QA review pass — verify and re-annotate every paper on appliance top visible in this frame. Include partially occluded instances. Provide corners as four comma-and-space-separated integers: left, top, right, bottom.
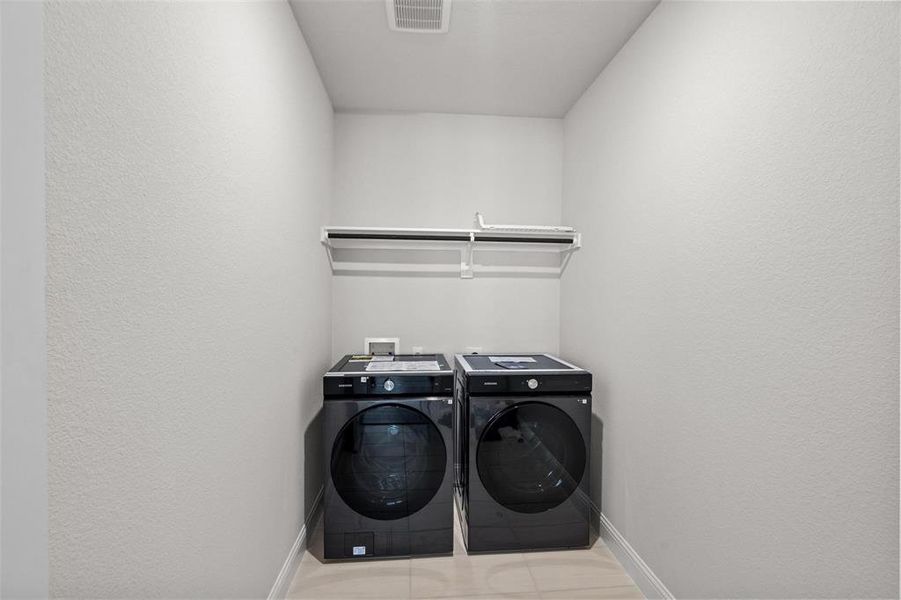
365, 360, 441, 372
488, 356, 537, 363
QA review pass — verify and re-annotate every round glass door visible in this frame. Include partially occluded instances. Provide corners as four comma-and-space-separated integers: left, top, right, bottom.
331, 404, 446, 521
477, 401, 586, 514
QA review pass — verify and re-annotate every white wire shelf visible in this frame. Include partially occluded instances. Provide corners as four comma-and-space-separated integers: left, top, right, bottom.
320, 214, 582, 278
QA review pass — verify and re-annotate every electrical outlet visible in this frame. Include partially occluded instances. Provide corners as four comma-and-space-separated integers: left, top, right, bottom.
412, 346, 423, 355
465, 346, 483, 354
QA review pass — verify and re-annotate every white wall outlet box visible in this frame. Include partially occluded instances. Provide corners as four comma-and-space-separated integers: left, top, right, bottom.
363, 337, 399, 355
412, 346, 423, 354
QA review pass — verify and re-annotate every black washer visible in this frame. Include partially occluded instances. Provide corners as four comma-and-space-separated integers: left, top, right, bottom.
322, 354, 454, 560
331, 404, 447, 521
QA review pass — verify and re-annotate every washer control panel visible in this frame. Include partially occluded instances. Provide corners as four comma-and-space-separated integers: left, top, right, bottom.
324, 374, 453, 397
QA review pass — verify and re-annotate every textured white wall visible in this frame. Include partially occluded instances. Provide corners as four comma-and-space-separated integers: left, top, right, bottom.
44, 2, 332, 597
1, 2, 49, 596
561, 2, 899, 598
330, 112, 563, 359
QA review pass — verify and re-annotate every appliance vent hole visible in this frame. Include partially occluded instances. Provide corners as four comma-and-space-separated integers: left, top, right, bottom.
386, 0, 451, 33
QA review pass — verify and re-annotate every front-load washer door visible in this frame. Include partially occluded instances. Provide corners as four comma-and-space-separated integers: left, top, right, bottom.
476, 401, 586, 514
331, 403, 447, 521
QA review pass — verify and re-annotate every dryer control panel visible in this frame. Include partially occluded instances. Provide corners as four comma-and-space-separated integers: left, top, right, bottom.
467, 373, 591, 395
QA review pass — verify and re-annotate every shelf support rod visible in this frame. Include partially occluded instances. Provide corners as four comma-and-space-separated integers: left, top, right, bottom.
461, 232, 475, 279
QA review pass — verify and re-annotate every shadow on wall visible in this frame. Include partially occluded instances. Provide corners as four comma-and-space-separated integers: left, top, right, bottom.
590, 412, 604, 539
328, 247, 566, 279
304, 408, 323, 524
304, 407, 327, 563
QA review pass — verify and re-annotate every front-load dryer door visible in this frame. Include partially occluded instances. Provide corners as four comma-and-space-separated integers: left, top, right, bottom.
476, 400, 586, 514
331, 403, 447, 521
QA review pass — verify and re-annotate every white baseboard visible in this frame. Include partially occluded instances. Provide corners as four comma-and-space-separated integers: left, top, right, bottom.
267, 487, 324, 600
597, 511, 675, 600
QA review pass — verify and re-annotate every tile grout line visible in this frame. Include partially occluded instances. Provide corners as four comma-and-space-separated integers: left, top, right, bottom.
521, 547, 647, 599
520, 552, 543, 598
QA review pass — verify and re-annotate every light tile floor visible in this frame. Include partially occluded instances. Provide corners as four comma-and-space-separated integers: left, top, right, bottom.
287, 512, 644, 600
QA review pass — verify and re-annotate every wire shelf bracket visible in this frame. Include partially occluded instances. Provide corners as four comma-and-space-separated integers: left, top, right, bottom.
321, 213, 582, 279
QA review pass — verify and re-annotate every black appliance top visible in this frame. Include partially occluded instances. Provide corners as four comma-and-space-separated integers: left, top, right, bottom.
455, 353, 591, 395
326, 353, 451, 376
455, 353, 584, 373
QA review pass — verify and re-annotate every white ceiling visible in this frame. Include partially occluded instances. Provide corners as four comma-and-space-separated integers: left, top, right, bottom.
289, 0, 659, 118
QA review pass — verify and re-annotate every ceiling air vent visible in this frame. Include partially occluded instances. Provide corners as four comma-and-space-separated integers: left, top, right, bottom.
386, 0, 451, 33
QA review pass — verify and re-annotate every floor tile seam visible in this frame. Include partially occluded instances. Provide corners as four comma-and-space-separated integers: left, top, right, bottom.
520, 550, 543, 595
532, 580, 643, 593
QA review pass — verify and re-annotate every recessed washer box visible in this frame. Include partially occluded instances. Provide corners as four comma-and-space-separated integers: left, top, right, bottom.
363, 337, 399, 355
